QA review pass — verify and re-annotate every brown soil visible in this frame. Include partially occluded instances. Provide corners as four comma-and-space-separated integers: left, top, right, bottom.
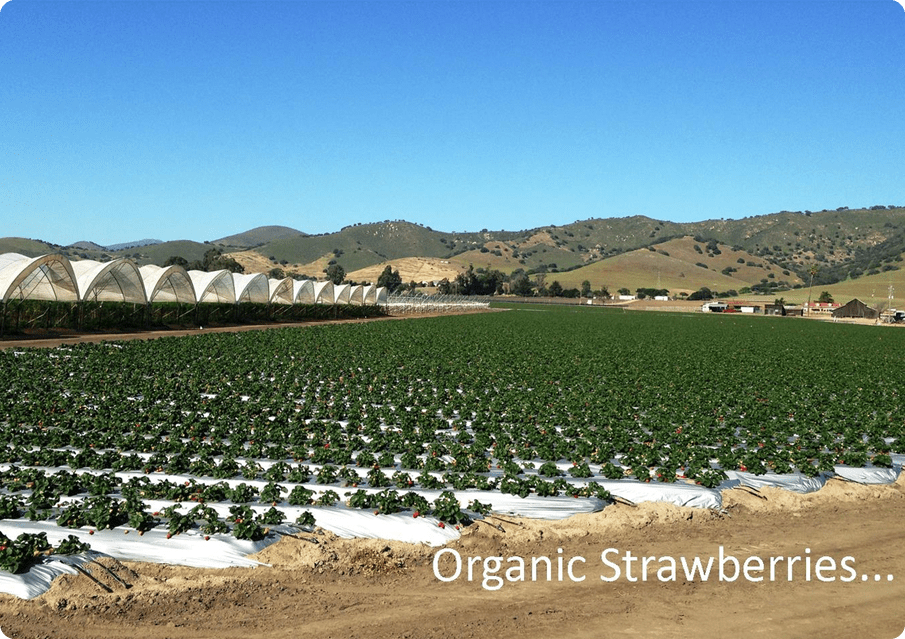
2, 476, 904, 639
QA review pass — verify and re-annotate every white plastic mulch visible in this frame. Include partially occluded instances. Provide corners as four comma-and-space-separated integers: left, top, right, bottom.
0, 460, 901, 600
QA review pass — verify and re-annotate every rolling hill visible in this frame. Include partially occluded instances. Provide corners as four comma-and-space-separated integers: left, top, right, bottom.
546, 237, 802, 295
0, 237, 61, 257
212, 226, 306, 248
4, 205, 905, 301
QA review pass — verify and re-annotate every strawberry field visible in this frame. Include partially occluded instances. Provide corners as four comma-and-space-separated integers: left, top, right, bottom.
0, 305, 903, 592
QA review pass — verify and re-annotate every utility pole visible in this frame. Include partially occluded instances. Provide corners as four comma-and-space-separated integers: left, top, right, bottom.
806, 265, 818, 317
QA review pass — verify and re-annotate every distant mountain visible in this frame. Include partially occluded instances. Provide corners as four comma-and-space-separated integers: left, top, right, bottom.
256, 220, 528, 273
106, 239, 162, 252
4, 205, 905, 292
248, 207, 905, 286
67, 241, 105, 251
212, 225, 306, 248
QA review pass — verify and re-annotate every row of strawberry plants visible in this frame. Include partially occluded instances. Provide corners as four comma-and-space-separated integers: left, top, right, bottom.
0, 531, 91, 574
2, 307, 904, 520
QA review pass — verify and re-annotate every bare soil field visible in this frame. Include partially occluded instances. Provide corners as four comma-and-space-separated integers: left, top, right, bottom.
1, 476, 903, 639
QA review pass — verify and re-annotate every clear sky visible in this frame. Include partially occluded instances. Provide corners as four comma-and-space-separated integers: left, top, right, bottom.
1, 0, 903, 246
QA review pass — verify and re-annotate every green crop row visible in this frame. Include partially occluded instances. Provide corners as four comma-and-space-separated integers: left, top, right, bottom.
0, 305, 902, 565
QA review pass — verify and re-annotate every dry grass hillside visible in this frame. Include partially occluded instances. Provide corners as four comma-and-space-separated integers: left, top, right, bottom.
549, 237, 803, 295
551, 249, 741, 295
226, 250, 329, 280
347, 257, 464, 284
780, 268, 905, 307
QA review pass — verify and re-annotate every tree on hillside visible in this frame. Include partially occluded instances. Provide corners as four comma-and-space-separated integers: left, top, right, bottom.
172, 248, 244, 273
688, 287, 713, 301
163, 255, 188, 268
325, 263, 346, 285
193, 248, 244, 273
818, 291, 834, 303
581, 280, 592, 297
548, 281, 563, 297
533, 272, 546, 293
636, 288, 669, 299
454, 265, 504, 295
510, 271, 533, 296
377, 265, 403, 293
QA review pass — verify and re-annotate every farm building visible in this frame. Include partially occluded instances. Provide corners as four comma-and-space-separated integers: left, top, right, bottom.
832, 298, 879, 320
722, 301, 763, 313
764, 304, 803, 316
803, 301, 840, 316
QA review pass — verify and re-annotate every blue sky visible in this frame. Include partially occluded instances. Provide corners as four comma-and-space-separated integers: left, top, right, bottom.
1, 0, 903, 246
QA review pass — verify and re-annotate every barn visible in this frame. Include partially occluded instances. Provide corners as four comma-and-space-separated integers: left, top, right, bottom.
832, 298, 879, 320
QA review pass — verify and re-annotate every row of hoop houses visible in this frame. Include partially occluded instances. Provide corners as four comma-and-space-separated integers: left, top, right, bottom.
0, 253, 388, 306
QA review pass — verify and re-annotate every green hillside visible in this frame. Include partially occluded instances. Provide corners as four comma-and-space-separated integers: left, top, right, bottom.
107, 240, 211, 266
257, 221, 514, 273
0, 237, 60, 257
212, 226, 306, 248
4, 205, 905, 291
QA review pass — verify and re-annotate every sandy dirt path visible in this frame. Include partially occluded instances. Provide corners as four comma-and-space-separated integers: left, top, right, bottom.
1, 475, 903, 639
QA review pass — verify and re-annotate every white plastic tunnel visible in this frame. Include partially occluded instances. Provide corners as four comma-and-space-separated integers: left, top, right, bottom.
268, 277, 294, 305
232, 273, 270, 304
0, 253, 79, 302
71, 259, 147, 303
188, 270, 236, 304
333, 283, 351, 305
140, 264, 196, 304
292, 279, 316, 304
313, 281, 334, 304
